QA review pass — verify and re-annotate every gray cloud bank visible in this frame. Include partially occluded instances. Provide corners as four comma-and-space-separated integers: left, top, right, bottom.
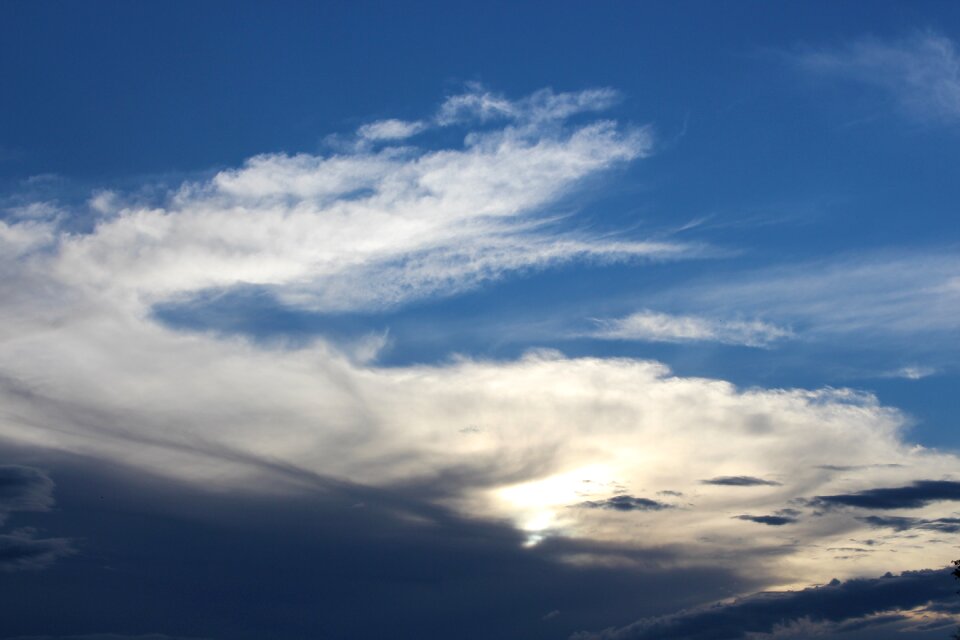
574, 568, 959, 640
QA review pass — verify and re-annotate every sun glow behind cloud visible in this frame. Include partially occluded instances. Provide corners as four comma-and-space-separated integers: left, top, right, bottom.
1, 86, 959, 597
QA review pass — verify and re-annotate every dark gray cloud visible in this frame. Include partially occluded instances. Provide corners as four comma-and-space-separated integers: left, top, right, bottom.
860, 514, 960, 533
573, 567, 957, 640
701, 476, 781, 487
577, 495, 671, 511
813, 480, 960, 509
733, 514, 796, 526
0, 465, 54, 522
0, 530, 73, 572
0, 445, 748, 640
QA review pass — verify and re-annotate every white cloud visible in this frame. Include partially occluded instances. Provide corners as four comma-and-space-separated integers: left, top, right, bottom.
356, 118, 426, 141
883, 365, 937, 380
46, 89, 670, 313
800, 31, 960, 124
0, 88, 957, 592
590, 310, 792, 347
435, 85, 620, 126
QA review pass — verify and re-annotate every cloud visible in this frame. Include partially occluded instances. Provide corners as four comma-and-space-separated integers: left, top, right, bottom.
799, 31, 960, 125
813, 480, 960, 510
589, 311, 791, 347
42, 87, 679, 314
573, 568, 958, 640
860, 514, 960, 533
883, 365, 937, 380
578, 496, 672, 512
1, 87, 959, 593
0, 529, 74, 572
733, 514, 796, 526
702, 476, 782, 487
356, 118, 427, 141
641, 251, 960, 348
435, 85, 620, 126
0, 465, 55, 524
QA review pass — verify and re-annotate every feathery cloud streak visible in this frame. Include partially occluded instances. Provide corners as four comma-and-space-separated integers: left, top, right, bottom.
799, 31, 960, 125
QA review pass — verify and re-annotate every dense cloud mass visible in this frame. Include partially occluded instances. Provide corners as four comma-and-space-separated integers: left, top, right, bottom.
1, 78, 959, 639
574, 569, 958, 640
0, 88, 957, 584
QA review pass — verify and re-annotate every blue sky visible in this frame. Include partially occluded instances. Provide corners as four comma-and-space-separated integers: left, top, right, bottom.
2, 2, 960, 639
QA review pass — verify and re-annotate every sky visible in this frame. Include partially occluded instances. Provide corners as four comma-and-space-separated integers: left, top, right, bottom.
1, 1, 960, 639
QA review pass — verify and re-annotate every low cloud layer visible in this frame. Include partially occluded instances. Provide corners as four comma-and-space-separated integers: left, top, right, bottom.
574, 568, 959, 640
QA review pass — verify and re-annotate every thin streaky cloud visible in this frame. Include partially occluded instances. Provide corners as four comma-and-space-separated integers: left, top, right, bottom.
799, 31, 960, 125
589, 310, 792, 347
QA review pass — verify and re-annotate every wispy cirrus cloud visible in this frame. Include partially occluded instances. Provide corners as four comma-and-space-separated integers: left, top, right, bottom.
42, 87, 686, 314
798, 31, 960, 125
589, 310, 792, 347
639, 251, 960, 348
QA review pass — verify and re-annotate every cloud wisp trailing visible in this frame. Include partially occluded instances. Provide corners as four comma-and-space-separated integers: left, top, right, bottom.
589, 310, 792, 347
798, 31, 960, 125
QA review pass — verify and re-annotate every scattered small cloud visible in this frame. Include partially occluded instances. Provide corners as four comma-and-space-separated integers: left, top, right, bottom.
356, 118, 427, 141
813, 480, 960, 510
590, 311, 791, 347
578, 495, 672, 512
733, 514, 796, 526
883, 365, 937, 380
